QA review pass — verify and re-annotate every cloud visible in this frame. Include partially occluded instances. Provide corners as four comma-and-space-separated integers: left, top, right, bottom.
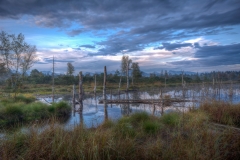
66, 29, 84, 36
170, 43, 240, 68
155, 43, 193, 51
1, 0, 240, 73
79, 44, 95, 49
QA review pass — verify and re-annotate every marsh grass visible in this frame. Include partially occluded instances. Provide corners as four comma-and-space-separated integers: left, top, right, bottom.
200, 101, 240, 127
1, 110, 239, 160
0, 96, 71, 127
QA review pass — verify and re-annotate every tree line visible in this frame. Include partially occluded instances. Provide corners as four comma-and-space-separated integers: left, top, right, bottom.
1, 31, 239, 91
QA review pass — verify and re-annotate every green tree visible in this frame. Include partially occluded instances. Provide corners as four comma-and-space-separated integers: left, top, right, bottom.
67, 62, 74, 76
131, 62, 141, 85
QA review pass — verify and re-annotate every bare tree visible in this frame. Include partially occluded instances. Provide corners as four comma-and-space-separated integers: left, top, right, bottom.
0, 31, 11, 73
121, 55, 132, 90
21, 45, 37, 77
0, 31, 37, 98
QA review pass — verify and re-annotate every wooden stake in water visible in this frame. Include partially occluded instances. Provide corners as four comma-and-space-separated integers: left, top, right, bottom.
127, 61, 129, 90
181, 70, 184, 87
52, 56, 55, 103
94, 74, 96, 95
103, 66, 107, 101
79, 71, 83, 102
72, 84, 75, 108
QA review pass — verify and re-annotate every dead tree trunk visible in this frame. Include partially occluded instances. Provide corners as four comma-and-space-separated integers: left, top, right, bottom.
72, 84, 75, 108
126, 61, 130, 90
103, 66, 107, 101
94, 74, 96, 95
79, 71, 83, 102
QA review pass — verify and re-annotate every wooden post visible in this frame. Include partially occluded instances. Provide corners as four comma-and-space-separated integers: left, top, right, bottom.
94, 74, 96, 95
79, 71, 83, 102
52, 56, 55, 103
118, 76, 122, 93
103, 66, 107, 101
127, 61, 129, 90
79, 101, 83, 125
73, 84, 75, 108
181, 70, 184, 87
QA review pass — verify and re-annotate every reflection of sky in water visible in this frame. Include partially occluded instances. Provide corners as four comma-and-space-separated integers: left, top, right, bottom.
1, 84, 239, 139
35, 84, 240, 128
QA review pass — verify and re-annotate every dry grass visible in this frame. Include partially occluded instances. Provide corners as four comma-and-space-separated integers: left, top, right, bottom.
1, 111, 239, 160
200, 101, 240, 127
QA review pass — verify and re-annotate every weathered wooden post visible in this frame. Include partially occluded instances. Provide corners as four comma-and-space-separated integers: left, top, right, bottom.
94, 74, 96, 95
72, 84, 76, 108
103, 66, 107, 101
127, 61, 129, 90
52, 56, 55, 103
181, 70, 184, 87
79, 71, 83, 102
103, 66, 108, 120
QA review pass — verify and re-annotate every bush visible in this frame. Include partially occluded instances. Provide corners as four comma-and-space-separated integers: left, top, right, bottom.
53, 101, 71, 116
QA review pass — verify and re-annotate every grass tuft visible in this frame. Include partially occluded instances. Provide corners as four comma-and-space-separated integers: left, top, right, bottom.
160, 112, 180, 126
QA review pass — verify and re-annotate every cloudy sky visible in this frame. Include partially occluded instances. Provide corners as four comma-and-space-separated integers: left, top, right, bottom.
1, 0, 240, 74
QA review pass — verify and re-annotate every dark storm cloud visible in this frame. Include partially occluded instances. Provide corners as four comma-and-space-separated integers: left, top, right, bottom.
195, 43, 240, 58
1, 0, 240, 57
170, 43, 240, 67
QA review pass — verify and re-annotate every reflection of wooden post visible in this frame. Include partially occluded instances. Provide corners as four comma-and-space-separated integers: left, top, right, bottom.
110, 89, 112, 108
73, 85, 75, 108
79, 71, 83, 102
103, 66, 107, 101
79, 101, 83, 125
104, 102, 108, 121
152, 104, 155, 115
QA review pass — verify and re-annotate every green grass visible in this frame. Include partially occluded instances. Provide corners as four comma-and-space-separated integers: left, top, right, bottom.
0, 96, 71, 128
160, 112, 181, 126
0, 110, 239, 160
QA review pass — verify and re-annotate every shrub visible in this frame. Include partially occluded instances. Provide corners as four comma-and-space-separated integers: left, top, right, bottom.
53, 101, 71, 116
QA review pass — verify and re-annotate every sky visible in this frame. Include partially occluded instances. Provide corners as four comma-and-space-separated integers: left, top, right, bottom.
0, 0, 240, 74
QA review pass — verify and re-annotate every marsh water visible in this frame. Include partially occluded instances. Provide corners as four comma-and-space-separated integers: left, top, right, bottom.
1, 83, 240, 138
38, 83, 240, 128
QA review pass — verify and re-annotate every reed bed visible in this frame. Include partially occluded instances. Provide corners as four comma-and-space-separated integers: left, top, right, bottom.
200, 101, 240, 127
1, 111, 239, 160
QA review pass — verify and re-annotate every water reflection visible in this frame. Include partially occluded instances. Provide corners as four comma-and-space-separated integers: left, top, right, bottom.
32, 84, 240, 128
